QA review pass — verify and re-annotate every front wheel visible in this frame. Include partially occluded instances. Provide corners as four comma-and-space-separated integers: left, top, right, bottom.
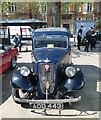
12, 88, 29, 99
12, 88, 31, 108
11, 57, 17, 68
12, 88, 32, 103
12, 88, 20, 104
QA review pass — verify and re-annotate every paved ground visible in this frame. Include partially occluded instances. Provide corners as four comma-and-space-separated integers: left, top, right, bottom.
0, 41, 101, 119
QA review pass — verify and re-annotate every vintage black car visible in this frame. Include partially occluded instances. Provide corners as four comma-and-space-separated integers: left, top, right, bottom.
11, 27, 85, 110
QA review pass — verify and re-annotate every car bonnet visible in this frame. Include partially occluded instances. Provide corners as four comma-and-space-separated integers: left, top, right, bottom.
32, 48, 69, 63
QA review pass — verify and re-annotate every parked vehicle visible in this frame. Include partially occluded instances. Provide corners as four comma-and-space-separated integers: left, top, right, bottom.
11, 27, 85, 110
0, 44, 18, 74
96, 31, 101, 41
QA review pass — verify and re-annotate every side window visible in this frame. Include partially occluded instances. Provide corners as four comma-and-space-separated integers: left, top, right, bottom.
0, 28, 8, 38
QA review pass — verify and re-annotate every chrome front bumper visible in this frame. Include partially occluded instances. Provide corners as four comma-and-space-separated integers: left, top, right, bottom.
13, 96, 81, 104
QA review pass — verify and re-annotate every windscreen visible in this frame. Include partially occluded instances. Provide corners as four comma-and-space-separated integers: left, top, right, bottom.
33, 35, 68, 48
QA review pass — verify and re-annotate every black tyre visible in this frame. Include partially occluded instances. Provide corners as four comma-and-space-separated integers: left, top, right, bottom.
12, 88, 31, 108
11, 57, 17, 68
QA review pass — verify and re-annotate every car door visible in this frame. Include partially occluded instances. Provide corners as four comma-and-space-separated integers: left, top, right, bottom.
0, 49, 10, 74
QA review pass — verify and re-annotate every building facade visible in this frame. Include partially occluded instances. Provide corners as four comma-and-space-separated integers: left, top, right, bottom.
61, 2, 101, 33
1, 2, 101, 33
40, 2, 101, 33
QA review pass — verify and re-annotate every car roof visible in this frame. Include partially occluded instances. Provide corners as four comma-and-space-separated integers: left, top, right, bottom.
33, 27, 70, 36
34, 27, 67, 32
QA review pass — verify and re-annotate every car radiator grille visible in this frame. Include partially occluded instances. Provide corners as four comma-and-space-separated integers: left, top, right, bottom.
38, 63, 56, 94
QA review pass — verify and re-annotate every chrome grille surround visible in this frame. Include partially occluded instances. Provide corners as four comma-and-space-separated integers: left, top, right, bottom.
38, 63, 56, 94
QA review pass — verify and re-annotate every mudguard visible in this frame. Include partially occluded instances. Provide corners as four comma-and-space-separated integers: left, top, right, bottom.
11, 69, 33, 90
60, 69, 85, 92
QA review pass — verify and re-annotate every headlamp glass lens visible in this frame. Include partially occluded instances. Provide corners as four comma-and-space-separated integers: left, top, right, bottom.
65, 67, 76, 77
20, 66, 30, 77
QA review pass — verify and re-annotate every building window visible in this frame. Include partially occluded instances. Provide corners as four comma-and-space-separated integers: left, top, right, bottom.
40, 4, 47, 14
99, 2, 101, 12
79, 18, 81, 20
51, 17, 55, 27
62, 4, 68, 14
84, 3, 87, 12
44, 4, 47, 13
68, 4, 70, 12
87, 3, 92, 12
0, 28, 8, 38
52, 3, 55, 13
78, 4, 81, 12
8, 3, 16, 12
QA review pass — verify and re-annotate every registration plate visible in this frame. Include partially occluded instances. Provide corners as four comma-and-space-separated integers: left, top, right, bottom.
33, 103, 63, 109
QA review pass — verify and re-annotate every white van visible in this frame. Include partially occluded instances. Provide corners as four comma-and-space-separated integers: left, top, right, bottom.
8, 26, 32, 44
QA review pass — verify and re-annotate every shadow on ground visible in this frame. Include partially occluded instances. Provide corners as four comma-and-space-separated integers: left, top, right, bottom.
1, 63, 32, 104
71, 42, 101, 59
1, 68, 15, 105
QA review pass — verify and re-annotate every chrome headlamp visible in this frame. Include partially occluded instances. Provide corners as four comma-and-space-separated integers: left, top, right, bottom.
20, 66, 30, 77
65, 66, 76, 77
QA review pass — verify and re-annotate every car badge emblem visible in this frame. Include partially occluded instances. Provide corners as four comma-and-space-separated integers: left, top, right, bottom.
45, 64, 50, 71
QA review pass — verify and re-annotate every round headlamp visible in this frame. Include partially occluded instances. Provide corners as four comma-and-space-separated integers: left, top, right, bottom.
65, 66, 76, 77
20, 66, 30, 77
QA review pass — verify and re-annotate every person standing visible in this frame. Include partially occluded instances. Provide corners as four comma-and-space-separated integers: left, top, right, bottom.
12, 33, 22, 52
77, 25, 83, 50
84, 27, 92, 52
91, 27, 96, 48
12, 33, 19, 47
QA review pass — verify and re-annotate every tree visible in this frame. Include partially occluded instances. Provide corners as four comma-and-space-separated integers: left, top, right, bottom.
55, 2, 61, 27
1, 2, 42, 19
54, 2, 81, 27
0, 2, 9, 13
28, 2, 41, 19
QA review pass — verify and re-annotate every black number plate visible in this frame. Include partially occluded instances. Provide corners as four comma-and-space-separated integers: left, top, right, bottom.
33, 103, 63, 109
